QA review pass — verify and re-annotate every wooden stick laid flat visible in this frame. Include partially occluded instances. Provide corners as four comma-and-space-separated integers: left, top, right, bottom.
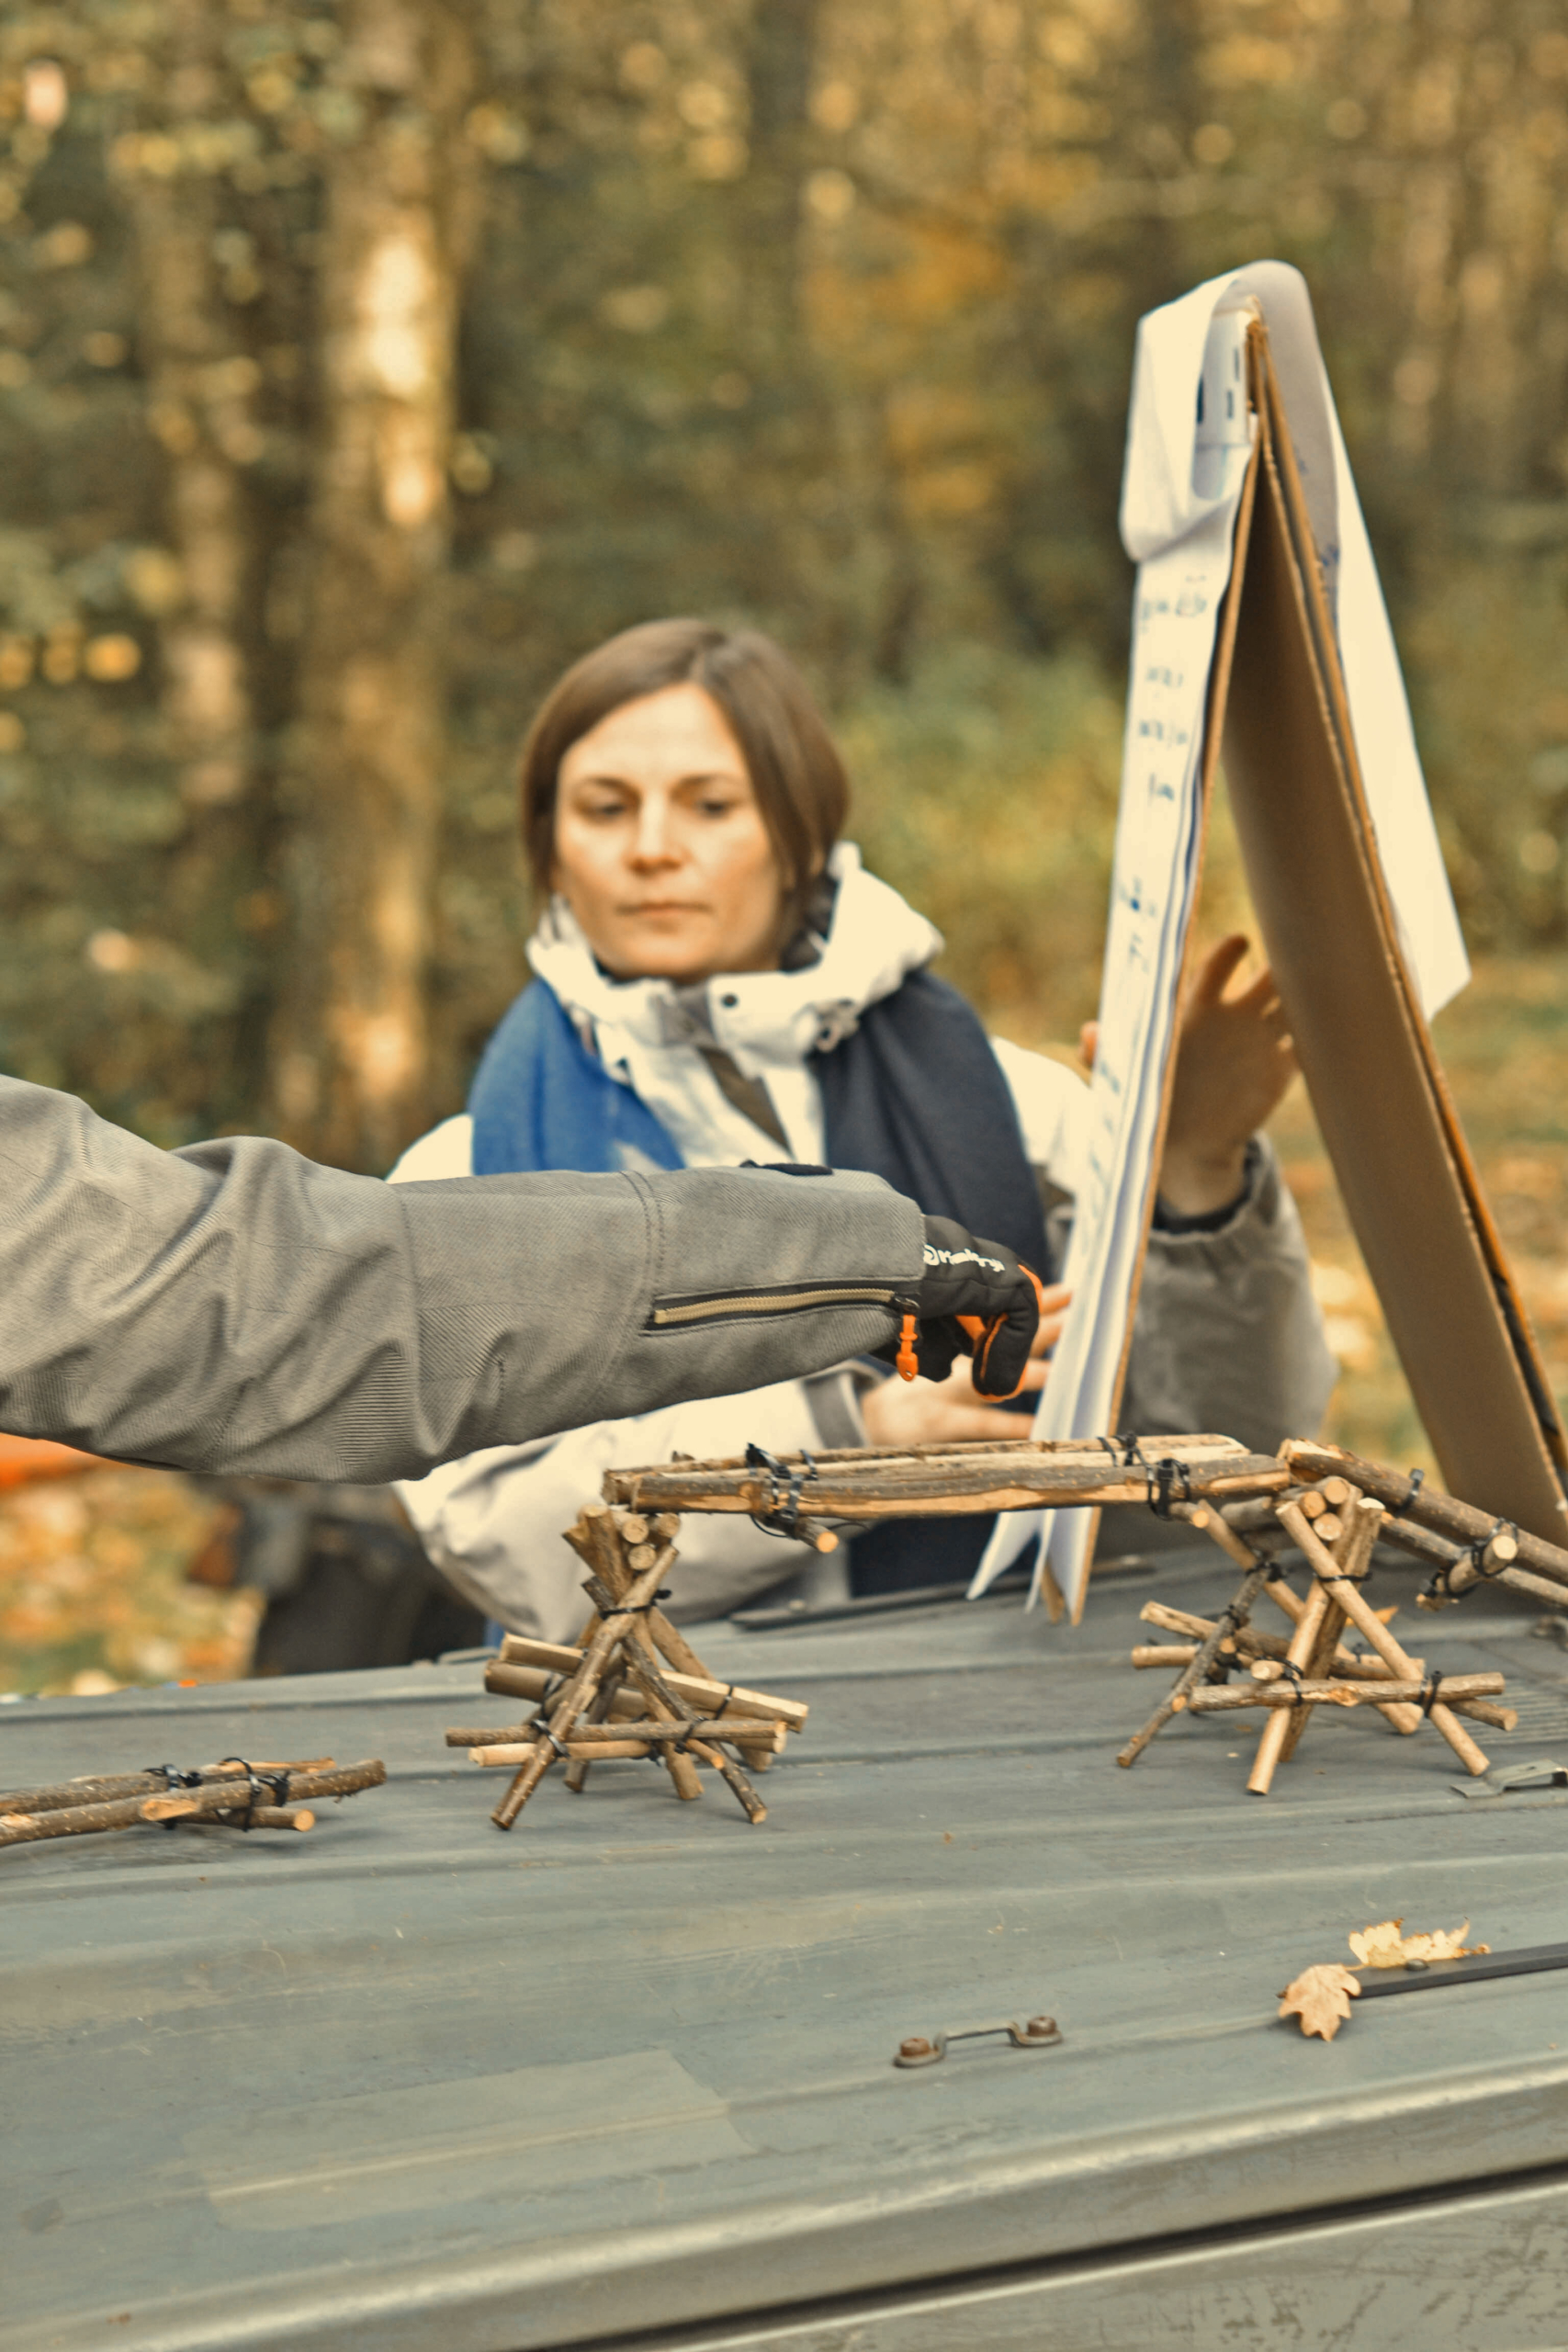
0, 1757, 334, 1819
1185, 1670, 1505, 1713
491, 1645, 807, 1731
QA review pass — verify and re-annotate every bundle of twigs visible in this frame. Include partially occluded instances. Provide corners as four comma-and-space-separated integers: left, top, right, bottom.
0, 1755, 386, 1848
449, 1504, 806, 1831
601, 1432, 1281, 1532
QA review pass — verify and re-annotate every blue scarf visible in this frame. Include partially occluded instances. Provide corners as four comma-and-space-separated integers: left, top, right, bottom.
468, 978, 682, 1177
468, 968, 1047, 1271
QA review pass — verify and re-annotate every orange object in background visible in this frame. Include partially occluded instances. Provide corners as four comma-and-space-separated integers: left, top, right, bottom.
0, 1434, 111, 1490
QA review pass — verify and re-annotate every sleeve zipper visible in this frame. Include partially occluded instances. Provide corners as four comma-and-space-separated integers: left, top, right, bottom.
648, 1280, 907, 1332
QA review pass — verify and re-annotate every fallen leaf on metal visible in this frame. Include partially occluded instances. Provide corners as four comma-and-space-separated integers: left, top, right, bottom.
1279, 1962, 1361, 2041
1348, 1917, 1489, 1969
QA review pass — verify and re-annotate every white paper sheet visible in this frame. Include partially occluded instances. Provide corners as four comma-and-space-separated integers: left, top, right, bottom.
971, 262, 1469, 1616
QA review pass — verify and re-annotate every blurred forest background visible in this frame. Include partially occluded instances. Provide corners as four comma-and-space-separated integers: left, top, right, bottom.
5, 0, 1568, 1690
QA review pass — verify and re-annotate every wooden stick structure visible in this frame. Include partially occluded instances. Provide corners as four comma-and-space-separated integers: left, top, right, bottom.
462, 1434, 1532, 1829
0, 1756, 384, 1849
451, 1505, 808, 1832
603, 1433, 1284, 1524
1113, 1459, 1531, 1789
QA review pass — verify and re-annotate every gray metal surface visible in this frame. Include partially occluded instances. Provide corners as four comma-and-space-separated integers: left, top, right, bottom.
6, 1546, 1568, 2352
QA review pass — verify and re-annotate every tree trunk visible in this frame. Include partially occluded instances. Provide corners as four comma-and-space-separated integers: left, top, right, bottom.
273, 0, 479, 1170
122, 0, 266, 1102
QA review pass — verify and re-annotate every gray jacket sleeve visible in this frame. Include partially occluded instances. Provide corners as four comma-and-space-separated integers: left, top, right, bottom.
1119, 1136, 1337, 1453
0, 1078, 923, 1481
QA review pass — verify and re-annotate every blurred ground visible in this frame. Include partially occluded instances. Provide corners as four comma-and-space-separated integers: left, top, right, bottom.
0, 1470, 257, 1700
3, 955, 1564, 1699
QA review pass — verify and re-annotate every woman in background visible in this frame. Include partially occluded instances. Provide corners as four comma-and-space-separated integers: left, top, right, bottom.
392, 620, 1335, 1636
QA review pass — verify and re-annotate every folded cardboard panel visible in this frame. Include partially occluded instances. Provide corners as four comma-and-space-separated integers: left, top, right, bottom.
1215, 325, 1566, 1541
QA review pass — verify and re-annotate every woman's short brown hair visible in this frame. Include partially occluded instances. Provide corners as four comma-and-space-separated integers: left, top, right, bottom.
520, 620, 849, 931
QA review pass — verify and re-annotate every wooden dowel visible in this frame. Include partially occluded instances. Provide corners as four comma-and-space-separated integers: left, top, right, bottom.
469, 1716, 787, 1765
491, 1538, 679, 1828
685, 1736, 767, 1824
1281, 1493, 1372, 1759
0, 1793, 164, 1845
564, 1665, 623, 1794
490, 1645, 807, 1731
604, 1445, 1288, 1521
1385, 1512, 1564, 1612
1247, 1570, 1332, 1794
1185, 1670, 1506, 1713
1276, 1500, 1491, 1775
1222, 1489, 1314, 1535
570, 1521, 668, 1778
1, 1761, 381, 1847
1166, 1498, 1262, 1573
1117, 1563, 1269, 1768
139, 1759, 385, 1821
580, 1550, 706, 1804
1140, 1600, 1218, 1641
568, 1506, 702, 1678
1282, 1440, 1568, 1594
0, 1756, 334, 1819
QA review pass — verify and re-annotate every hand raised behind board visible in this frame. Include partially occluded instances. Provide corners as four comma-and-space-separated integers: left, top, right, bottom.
1079, 934, 1296, 1220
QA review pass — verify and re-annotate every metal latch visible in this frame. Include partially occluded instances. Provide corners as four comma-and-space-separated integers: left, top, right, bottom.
893, 2015, 1062, 2068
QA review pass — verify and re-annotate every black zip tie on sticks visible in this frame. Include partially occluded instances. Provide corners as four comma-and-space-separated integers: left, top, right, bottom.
1422, 1518, 1518, 1610
1398, 1466, 1426, 1512
745, 1442, 820, 1542
145, 1762, 206, 1831
1275, 1661, 1308, 1707
214, 1757, 290, 1830
1422, 1563, 1455, 1609
1146, 1456, 1194, 1519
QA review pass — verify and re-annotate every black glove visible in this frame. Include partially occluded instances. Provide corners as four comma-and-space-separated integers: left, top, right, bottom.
876, 1216, 1046, 1400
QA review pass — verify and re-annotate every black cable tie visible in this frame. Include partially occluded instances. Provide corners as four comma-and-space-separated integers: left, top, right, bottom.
1421, 1565, 1454, 1608
1275, 1661, 1308, 1706
745, 1442, 820, 1542
145, 1760, 207, 1830
1397, 1466, 1426, 1514
1146, 1456, 1194, 1519
214, 1755, 288, 1830
1422, 1669, 1444, 1716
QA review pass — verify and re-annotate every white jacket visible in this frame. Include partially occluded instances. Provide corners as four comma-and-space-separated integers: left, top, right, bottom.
394, 849, 1335, 1634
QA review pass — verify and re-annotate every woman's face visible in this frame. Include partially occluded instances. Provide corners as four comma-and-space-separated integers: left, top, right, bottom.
551, 683, 790, 983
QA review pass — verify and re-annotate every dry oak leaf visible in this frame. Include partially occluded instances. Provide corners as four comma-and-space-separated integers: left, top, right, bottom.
1347, 1917, 1489, 1969
1280, 1963, 1361, 2041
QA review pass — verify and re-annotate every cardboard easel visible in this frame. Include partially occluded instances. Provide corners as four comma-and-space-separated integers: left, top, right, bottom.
1111, 317, 1568, 1546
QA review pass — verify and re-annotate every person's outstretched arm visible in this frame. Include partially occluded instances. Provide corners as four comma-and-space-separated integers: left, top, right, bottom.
0, 1078, 926, 1481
